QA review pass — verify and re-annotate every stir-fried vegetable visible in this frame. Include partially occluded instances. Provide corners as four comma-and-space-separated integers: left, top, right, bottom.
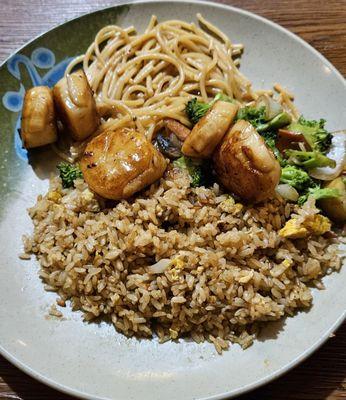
319, 177, 346, 222
173, 156, 212, 187
280, 165, 314, 191
184, 96, 342, 215
297, 186, 341, 205
236, 106, 266, 128
185, 93, 233, 125
276, 184, 299, 202
155, 131, 182, 159
260, 131, 286, 166
255, 94, 283, 120
285, 150, 336, 170
256, 112, 292, 133
287, 117, 332, 153
309, 131, 346, 181
236, 105, 291, 164
57, 162, 83, 188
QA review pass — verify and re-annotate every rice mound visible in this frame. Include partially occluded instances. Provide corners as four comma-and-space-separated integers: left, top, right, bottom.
23, 170, 342, 353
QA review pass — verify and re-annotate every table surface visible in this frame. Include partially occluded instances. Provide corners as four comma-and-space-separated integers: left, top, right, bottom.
0, 0, 345, 399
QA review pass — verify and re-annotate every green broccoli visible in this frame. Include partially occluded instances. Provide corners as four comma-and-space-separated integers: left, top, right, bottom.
298, 186, 341, 205
185, 93, 233, 125
236, 105, 291, 132
285, 150, 336, 170
287, 116, 332, 153
173, 156, 213, 188
256, 112, 292, 133
280, 165, 314, 191
236, 106, 266, 128
260, 131, 286, 166
57, 162, 83, 188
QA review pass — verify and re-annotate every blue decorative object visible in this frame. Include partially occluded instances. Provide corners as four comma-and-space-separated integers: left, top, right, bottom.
31, 48, 56, 69
2, 47, 73, 160
2, 84, 25, 112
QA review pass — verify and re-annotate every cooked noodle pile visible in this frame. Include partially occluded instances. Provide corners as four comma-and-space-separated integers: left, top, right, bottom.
65, 14, 258, 139
59, 14, 298, 163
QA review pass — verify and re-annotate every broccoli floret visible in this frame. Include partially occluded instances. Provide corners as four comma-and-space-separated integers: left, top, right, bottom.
280, 165, 314, 191
185, 98, 211, 125
185, 93, 233, 125
57, 162, 83, 188
173, 156, 213, 187
213, 93, 233, 103
236, 106, 266, 128
260, 131, 286, 166
298, 186, 341, 205
287, 116, 332, 153
256, 112, 292, 133
237, 106, 291, 132
285, 150, 336, 170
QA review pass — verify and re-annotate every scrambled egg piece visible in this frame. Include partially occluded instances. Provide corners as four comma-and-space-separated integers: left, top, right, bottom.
304, 215, 331, 236
47, 191, 61, 202
279, 214, 331, 239
279, 219, 308, 239
282, 259, 292, 268
169, 328, 179, 339
220, 197, 243, 214
169, 258, 184, 281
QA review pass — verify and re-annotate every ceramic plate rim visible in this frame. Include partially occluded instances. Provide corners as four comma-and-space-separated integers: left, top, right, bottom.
0, 1, 345, 399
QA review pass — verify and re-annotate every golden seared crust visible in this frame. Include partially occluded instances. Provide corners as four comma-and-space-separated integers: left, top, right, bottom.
182, 101, 238, 158
53, 70, 100, 141
21, 86, 57, 149
80, 128, 167, 200
213, 120, 281, 203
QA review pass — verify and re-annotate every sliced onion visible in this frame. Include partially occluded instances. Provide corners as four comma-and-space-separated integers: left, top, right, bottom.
309, 131, 346, 180
147, 258, 171, 274
276, 184, 299, 202
256, 94, 282, 121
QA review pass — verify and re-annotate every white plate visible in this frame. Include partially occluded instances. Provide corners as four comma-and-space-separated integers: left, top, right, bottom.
0, 1, 345, 399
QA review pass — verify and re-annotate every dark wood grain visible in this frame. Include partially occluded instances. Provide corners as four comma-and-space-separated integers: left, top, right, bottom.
0, 0, 345, 399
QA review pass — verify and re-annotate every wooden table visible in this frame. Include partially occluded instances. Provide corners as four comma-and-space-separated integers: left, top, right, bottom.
0, 0, 345, 399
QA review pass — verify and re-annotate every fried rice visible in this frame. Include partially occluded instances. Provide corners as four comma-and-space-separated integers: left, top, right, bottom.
22, 170, 342, 353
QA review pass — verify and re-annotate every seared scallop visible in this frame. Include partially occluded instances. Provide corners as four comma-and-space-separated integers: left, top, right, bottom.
80, 128, 167, 200
53, 70, 100, 141
182, 101, 238, 158
21, 86, 57, 149
213, 120, 281, 203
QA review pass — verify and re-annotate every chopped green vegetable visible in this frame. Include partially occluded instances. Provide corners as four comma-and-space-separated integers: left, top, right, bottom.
260, 131, 286, 166
185, 93, 233, 125
298, 186, 341, 205
256, 112, 292, 133
173, 156, 213, 187
285, 150, 336, 170
213, 93, 233, 103
287, 116, 332, 153
280, 165, 314, 191
57, 162, 83, 188
236, 106, 266, 128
